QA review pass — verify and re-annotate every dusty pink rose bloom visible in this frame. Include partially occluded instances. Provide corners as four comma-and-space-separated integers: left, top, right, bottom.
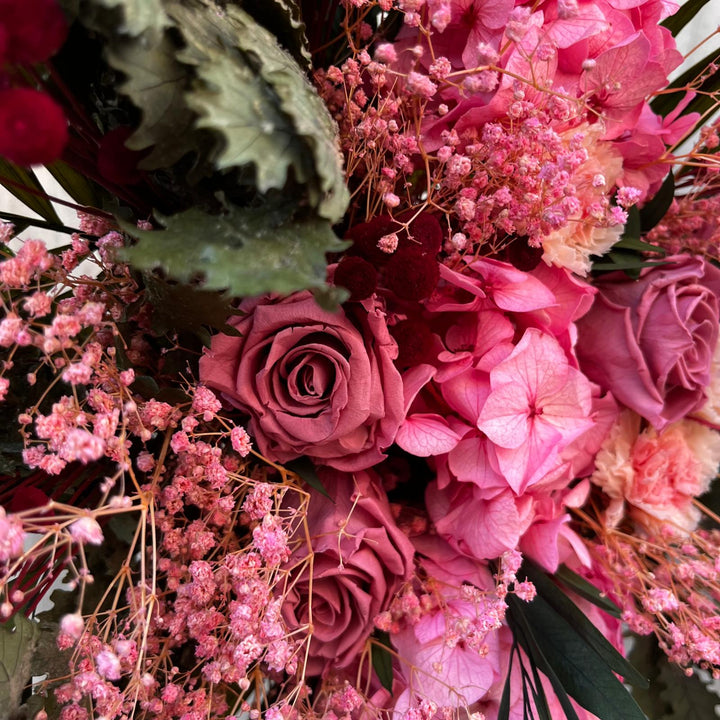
282, 469, 415, 676
199, 291, 404, 470
576, 255, 720, 429
592, 411, 720, 531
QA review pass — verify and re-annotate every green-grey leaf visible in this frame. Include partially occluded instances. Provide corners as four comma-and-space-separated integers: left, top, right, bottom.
106, 30, 198, 169
119, 203, 349, 298
226, 5, 348, 220
89, 0, 170, 36
168, 0, 348, 221
183, 44, 309, 194
0, 160, 61, 225
243, 0, 312, 72
0, 614, 39, 713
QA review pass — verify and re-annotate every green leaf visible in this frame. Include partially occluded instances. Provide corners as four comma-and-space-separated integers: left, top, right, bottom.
371, 631, 394, 693
105, 30, 199, 169
143, 273, 242, 338
507, 596, 581, 720
628, 634, 674, 720
661, 0, 714, 35
0, 160, 61, 225
640, 172, 675, 234
89, 0, 170, 36
554, 565, 621, 619
508, 590, 647, 720
658, 660, 720, 719
0, 614, 39, 714
243, 0, 312, 72
524, 561, 647, 688
46, 160, 101, 209
286, 457, 331, 499
119, 203, 349, 298
651, 48, 720, 119
613, 237, 666, 255
621, 205, 641, 242
169, 0, 348, 221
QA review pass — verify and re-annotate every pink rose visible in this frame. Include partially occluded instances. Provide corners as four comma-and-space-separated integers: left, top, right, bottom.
199, 291, 405, 470
282, 469, 415, 676
576, 256, 720, 429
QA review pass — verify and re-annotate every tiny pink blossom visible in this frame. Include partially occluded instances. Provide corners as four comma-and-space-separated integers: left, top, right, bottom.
69, 516, 104, 545
0, 377, 8, 401
0, 507, 25, 562
95, 649, 121, 680
60, 613, 85, 641
230, 426, 252, 457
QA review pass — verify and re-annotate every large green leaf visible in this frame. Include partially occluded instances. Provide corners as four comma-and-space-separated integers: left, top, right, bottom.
106, 29, 199, 169
225, 5, 348, 221
243, 0, 312, 72
168, 0, 348, 221
120, 203, 349, 298
640, 172, 675, 235
0, 614, 39, 715
0, 160, 61, 225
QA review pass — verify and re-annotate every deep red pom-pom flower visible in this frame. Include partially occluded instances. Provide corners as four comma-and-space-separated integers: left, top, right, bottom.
333, 255, 378, 301
385, 248, 440, 301
0, 88, 68, 165
391, 318, 435, 368
0, 0, 67, 65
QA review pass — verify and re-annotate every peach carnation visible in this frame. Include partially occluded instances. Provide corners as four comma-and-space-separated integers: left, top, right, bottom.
592, 411, 720, 531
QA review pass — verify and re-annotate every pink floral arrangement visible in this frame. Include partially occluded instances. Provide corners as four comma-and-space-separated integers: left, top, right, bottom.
1, 1, 720, 720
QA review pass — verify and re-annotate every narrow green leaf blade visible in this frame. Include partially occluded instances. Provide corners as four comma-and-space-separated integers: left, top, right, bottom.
0, 160, 61, 225
661, 0, 714, 35
640, 172, 675, 234
555, 565, 621, 619
508, 596, 581, 720
372, 631, 394, 693
46, 160, 101, 209
285, 457, 331, 499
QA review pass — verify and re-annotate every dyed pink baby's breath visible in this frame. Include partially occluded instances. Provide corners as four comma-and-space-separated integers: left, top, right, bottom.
69, 516, 104, 546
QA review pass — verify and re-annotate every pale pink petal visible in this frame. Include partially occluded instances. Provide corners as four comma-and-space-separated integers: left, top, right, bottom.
396, 414, 462, 456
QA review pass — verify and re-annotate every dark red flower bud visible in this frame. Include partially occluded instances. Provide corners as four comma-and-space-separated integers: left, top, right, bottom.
334, 255, 378, 301
0, 88, 67, 166
97, 126, 147, 185
345, 215, 398, 265
385, 249, 440, 301
401, 211, 443, 255
391, 318, 435, 368
0, 0, 67, 65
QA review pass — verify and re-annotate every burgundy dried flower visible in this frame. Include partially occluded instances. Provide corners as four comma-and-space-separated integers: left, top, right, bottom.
385, 249, 439, 301
334, 255, 378, 301
0, 0, 67, 65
